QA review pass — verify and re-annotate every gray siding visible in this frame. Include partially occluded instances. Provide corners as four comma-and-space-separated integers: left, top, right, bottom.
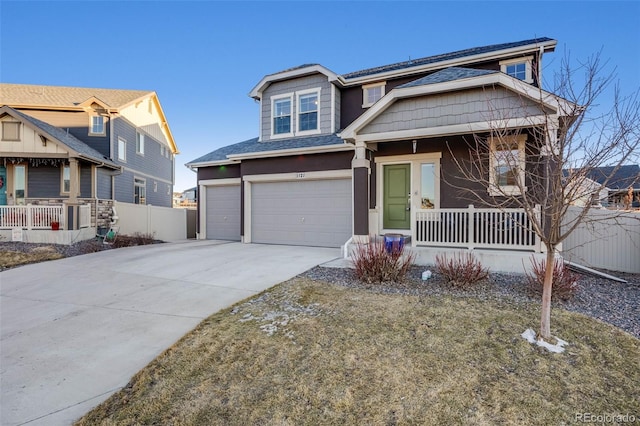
112, 116, 174, 207
27, 166, 59, 198
261, 74, 334, 141
334, 87, 341, 132
361, 87, 546, 135
80, 165, 92, 198
97, 167, 112, 199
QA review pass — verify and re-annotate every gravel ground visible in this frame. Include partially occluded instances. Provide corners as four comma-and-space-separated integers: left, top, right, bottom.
302, 265, 640, 339
2, 240, 638, 339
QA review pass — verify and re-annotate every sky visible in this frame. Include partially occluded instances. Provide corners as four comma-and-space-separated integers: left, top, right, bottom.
1, 1, 639, 192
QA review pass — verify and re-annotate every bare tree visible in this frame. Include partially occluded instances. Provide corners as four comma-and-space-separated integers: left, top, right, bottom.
448, 52, 640, 341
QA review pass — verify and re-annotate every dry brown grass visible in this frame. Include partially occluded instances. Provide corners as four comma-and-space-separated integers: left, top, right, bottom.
0, 247, 63, 268
77, 277, 640, 426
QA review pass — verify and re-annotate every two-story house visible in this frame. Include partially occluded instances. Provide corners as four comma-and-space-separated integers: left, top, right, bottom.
0, 84, 178, 232
187, 38, 572, 259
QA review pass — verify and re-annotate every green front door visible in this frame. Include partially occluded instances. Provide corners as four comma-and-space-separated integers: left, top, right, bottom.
383, 164, 411, 229
0, 166, 6, 205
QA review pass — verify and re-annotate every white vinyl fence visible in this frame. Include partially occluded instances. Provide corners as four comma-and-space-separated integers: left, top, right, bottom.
562, 207, 640, 273
113, 201, 187, 242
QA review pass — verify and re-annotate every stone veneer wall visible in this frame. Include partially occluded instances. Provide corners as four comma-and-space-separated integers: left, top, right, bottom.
24, 198, 115, 229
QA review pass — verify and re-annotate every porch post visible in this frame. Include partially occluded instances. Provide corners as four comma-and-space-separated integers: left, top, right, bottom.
352, 142, 370, 243
65, 158, 80, 230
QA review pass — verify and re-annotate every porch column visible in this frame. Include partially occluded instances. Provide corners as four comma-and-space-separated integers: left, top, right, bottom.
352, 142, 370, 243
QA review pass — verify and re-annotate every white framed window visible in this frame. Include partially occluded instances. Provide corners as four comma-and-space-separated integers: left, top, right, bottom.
61, 165, 71, 194
297, 89, 320, 135
272, 94, 293, 137
118, 137, 127, 162
89, 115, 105, 135
500, 57, 533, 83
489, 134, 527, 196
136, 131, 145, 155
134, 177, 146, 205
362, 82, 386, 108
2, 121, 21, 141
160, 145, 165, 157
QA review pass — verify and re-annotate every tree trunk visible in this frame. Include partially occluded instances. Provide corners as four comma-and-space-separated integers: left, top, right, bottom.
539, 246, 555, 340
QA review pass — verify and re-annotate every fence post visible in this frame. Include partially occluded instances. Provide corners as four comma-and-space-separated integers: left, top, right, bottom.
26, 204, 33, 230
534, 204, 542, 253
468, 204, 475, 251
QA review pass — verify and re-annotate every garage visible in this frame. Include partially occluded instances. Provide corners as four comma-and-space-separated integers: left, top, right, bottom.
251, 178, 352, 248
205, 184, 241, 241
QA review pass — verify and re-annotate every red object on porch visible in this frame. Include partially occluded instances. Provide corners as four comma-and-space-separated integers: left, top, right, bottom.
51, 221, 60, 231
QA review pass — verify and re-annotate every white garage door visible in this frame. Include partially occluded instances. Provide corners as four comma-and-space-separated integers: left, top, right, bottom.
205, 185, 241, 241
251, 178, 352, 248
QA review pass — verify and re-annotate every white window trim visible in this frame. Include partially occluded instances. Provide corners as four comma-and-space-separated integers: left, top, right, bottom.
374, 153, 442, 237
60, 163, 81, 197
89, 115, 106, 136
136, 131, 145, 155
488, 134, 527, 196
500, 56, 534, 84
362, 82, 386, 108
296, 88, 321, 136
134, 177, 146, 205
271, 93, 294, 139
118, 137, 127, 162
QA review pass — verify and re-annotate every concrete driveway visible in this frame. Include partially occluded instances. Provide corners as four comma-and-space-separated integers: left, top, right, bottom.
0, 240, 340, 426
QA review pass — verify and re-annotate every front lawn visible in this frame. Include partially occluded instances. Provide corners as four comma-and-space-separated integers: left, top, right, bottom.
77, 276, 639, 425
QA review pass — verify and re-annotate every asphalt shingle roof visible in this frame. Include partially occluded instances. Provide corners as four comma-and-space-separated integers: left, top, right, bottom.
187, 134, 347, 165
0, 83, 152, 109
398, 67, 498, 88
4, 107, 119, 168
342, 37, 554, 80
585, 165, 640, 190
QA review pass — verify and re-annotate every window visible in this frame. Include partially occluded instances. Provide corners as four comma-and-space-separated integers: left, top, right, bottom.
62, 166, 71, 193
90, 115, 105, 135
489, 135, 527, 196
160, 145, 165, 156
2, 121, 20, 141
136, 131, 145, 155
500, 57, 533, 83
420, 163, 436, 209
298, 91, 319, 133
272, 96, 292, 136
362, 82, 385, 107
134, 178, 146, 204
118, 137, 127, 161
14, 164, 26, 205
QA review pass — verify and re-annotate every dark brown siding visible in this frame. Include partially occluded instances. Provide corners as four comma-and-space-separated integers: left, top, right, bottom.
240, 151, 352, 175
197, 163, 241, 180
340, 61, 503, 129
353, 167, 369, 235
372, 131, 540, 209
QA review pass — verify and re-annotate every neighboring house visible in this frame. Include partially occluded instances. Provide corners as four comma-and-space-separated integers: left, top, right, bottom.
580, 165, 640, 208
187, 37, 571, 254
0, 84, 178, 231
174, 186, 197, 207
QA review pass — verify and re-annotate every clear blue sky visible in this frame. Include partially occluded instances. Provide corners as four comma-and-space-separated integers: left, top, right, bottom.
2, 1, 639, 192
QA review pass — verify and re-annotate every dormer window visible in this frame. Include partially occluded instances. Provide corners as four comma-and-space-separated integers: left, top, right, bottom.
2, 121, 20, 141
272, 95, 293, 137
297, 89, 320, 135
362, 82, 386, 108
89, 115, 105, 135
500, 57, 534, 83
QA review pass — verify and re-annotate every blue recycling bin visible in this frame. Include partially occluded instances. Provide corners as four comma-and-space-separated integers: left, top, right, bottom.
384, 234, 404, 254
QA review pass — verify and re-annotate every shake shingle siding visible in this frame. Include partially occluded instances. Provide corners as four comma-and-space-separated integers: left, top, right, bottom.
261, 74, 333, 141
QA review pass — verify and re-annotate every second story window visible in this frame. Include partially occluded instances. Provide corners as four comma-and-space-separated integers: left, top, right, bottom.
2, 121, 20, 141
500, 57, 533, 84
90, 115, 105, 135
272, 96, 292, 136
298, 91, 319, 133
136, 131, 145, 155
362, 82, 386, 108
118, 137, 127, 162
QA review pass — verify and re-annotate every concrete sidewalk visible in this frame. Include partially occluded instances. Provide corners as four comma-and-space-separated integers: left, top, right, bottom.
0, 241, 340, 426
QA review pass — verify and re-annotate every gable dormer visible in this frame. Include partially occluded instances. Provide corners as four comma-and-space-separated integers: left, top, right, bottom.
249, 64, 341, 142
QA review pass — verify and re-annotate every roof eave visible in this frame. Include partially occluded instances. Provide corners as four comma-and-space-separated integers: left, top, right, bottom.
185, 159, 240, 170
249, 64, 340, 99
339, 39, 558, 86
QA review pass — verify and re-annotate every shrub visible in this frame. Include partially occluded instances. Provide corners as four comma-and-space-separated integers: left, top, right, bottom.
526, 257, 579, 300
111, 232, 157, 248
435, 252, 489, 288
352, 237, 415, 284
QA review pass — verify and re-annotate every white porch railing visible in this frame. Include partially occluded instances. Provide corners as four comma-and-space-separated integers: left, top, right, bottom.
0, 204, 65, 230
79, 204, 91, 229
414, 205, 540, 252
